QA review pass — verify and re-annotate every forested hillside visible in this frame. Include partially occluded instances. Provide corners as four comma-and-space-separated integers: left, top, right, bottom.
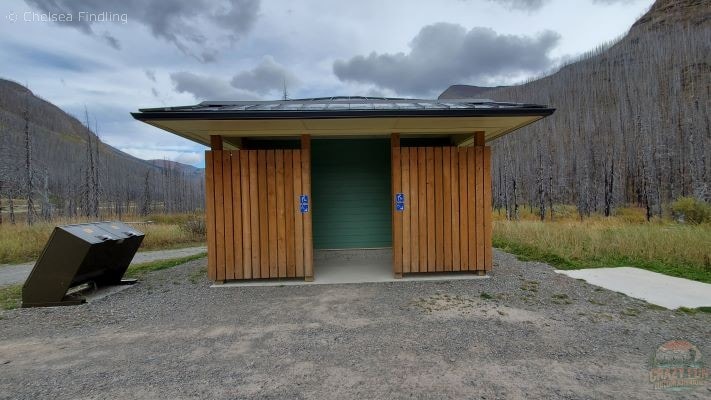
442, 0, 710, 220
0, 79, 204, 224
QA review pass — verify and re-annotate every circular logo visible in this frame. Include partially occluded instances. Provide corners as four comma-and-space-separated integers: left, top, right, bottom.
649, 340, 708, 390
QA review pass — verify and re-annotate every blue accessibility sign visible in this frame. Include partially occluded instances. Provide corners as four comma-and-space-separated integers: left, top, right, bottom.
300, 195, 309, 204
395, 193, 405, 203
395, 203, 405, 212
300, 204, 309, 213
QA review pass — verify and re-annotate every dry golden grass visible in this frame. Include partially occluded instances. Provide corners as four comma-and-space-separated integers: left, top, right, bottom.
0, 213, 205, 264
493, 207, 711, 282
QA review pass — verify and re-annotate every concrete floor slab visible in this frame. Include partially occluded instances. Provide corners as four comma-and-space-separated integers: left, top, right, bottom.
212, 249, 488, 287
556, 267, 711, 309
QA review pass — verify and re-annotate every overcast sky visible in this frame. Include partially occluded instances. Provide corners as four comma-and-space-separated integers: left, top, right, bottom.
0, 0, 654, 167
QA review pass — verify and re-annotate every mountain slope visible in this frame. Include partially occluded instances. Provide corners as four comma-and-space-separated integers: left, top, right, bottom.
441, 0, 710, 218
438, 85, 504, 100
0, 78, 203, 218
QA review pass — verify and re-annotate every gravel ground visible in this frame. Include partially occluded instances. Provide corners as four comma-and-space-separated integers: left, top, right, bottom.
0, 250, 709, 399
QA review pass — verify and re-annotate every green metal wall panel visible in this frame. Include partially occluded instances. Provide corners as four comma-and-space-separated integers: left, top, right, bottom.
312, 139, 391, 249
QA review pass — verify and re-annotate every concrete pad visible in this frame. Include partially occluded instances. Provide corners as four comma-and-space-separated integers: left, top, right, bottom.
83, 283, 136, 303
212, 249, 489, 287
556, 267, 711, 309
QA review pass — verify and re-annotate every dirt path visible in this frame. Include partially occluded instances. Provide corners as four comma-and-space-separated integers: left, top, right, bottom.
0, 246, 207, 286
1, 250, 709, 399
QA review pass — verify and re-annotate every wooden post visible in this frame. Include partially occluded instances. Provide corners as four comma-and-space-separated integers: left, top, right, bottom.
474, 131, 485, 147
210, 135, 223, 150
205, 151, 216, 281
301, 135, 314, 282
391, 133, 402, 279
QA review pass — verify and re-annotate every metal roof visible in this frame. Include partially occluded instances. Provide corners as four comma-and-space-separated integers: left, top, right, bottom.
131, 96, 555, 148
134, 96, 553, 119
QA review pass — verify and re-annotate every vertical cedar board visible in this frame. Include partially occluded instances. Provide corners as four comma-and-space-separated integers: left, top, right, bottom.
213, 151, 226, 281
222, 151, 235, 280
475, 146, 485, 270
258, 150, 269, 279
284, 150, 296, 278
409, 147, 419, 272
442, 148, 452, 271
434, 147, 444, 272
450, 149, 460, 271
401, 148, 410, 273
417, 148, 427, 273
205, 151, 216, 281
301, 135, 314, 279
231, 151, 243, 280
390, 134, 402, 277
267, 151, 278, 278
249, 151, 261, 278
240, 152, 252, 279
275, 150, 287, 277
425, 147, 435, 272
293, 150, 304, 277
467, 147, 476, 271
458, 148, 469, 271
483, 146, 493, 270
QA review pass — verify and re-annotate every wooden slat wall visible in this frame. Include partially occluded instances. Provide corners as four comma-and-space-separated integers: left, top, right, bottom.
204, 149, 312, 280
392, 144, 492, 273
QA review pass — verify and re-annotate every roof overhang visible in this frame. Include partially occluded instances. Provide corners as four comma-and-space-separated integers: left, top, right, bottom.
131, 97, 554, 148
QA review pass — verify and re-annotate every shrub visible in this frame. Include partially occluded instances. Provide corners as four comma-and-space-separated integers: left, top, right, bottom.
670, 197, 711, 224
179, 218, 206, 238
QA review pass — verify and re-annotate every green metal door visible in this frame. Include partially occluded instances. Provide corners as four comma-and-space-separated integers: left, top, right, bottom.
312, 139, 392, 249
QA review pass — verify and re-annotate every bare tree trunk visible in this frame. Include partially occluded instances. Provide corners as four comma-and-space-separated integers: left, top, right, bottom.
604, 157, 614, 217
8, 195, 15, 225
537, 145, 546, 221
41, 168, 52, 221
23, 94, 35, 226
0, 181, 3, 226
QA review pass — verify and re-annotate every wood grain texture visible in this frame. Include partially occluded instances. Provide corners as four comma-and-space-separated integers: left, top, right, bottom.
442, 147, 452, 271
258, 150, 269, 279
391, 133, 402, 277
293, 150, 304, 277
284, 150, 296, 278
417, 148, 427, 273
467, 147, 476, 271
450, 149, 460, 271
475, 146, 485, 270
458, 148, 469, 271
240, 151, 252, 279
434, 147, 444, 272
426, 147, 435, 272
214, 151, 225, 281
222, 151, 235, 280
231, 151, 243, 280
275, 150, 287, 277
301, 135, 313, 280
249, 151, 260, 278
483, 146, 493, 270
205, 151, 216, 281
401, 147, 410, 273
409, 147, 419, 272
267, 151, 277, 278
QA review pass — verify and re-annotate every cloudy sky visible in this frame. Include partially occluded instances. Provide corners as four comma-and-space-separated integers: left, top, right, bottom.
0, 0, 653, 167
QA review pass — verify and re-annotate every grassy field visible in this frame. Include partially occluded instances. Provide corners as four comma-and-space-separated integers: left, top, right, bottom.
0, 213, 206, 265
493, 206, 711, 283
